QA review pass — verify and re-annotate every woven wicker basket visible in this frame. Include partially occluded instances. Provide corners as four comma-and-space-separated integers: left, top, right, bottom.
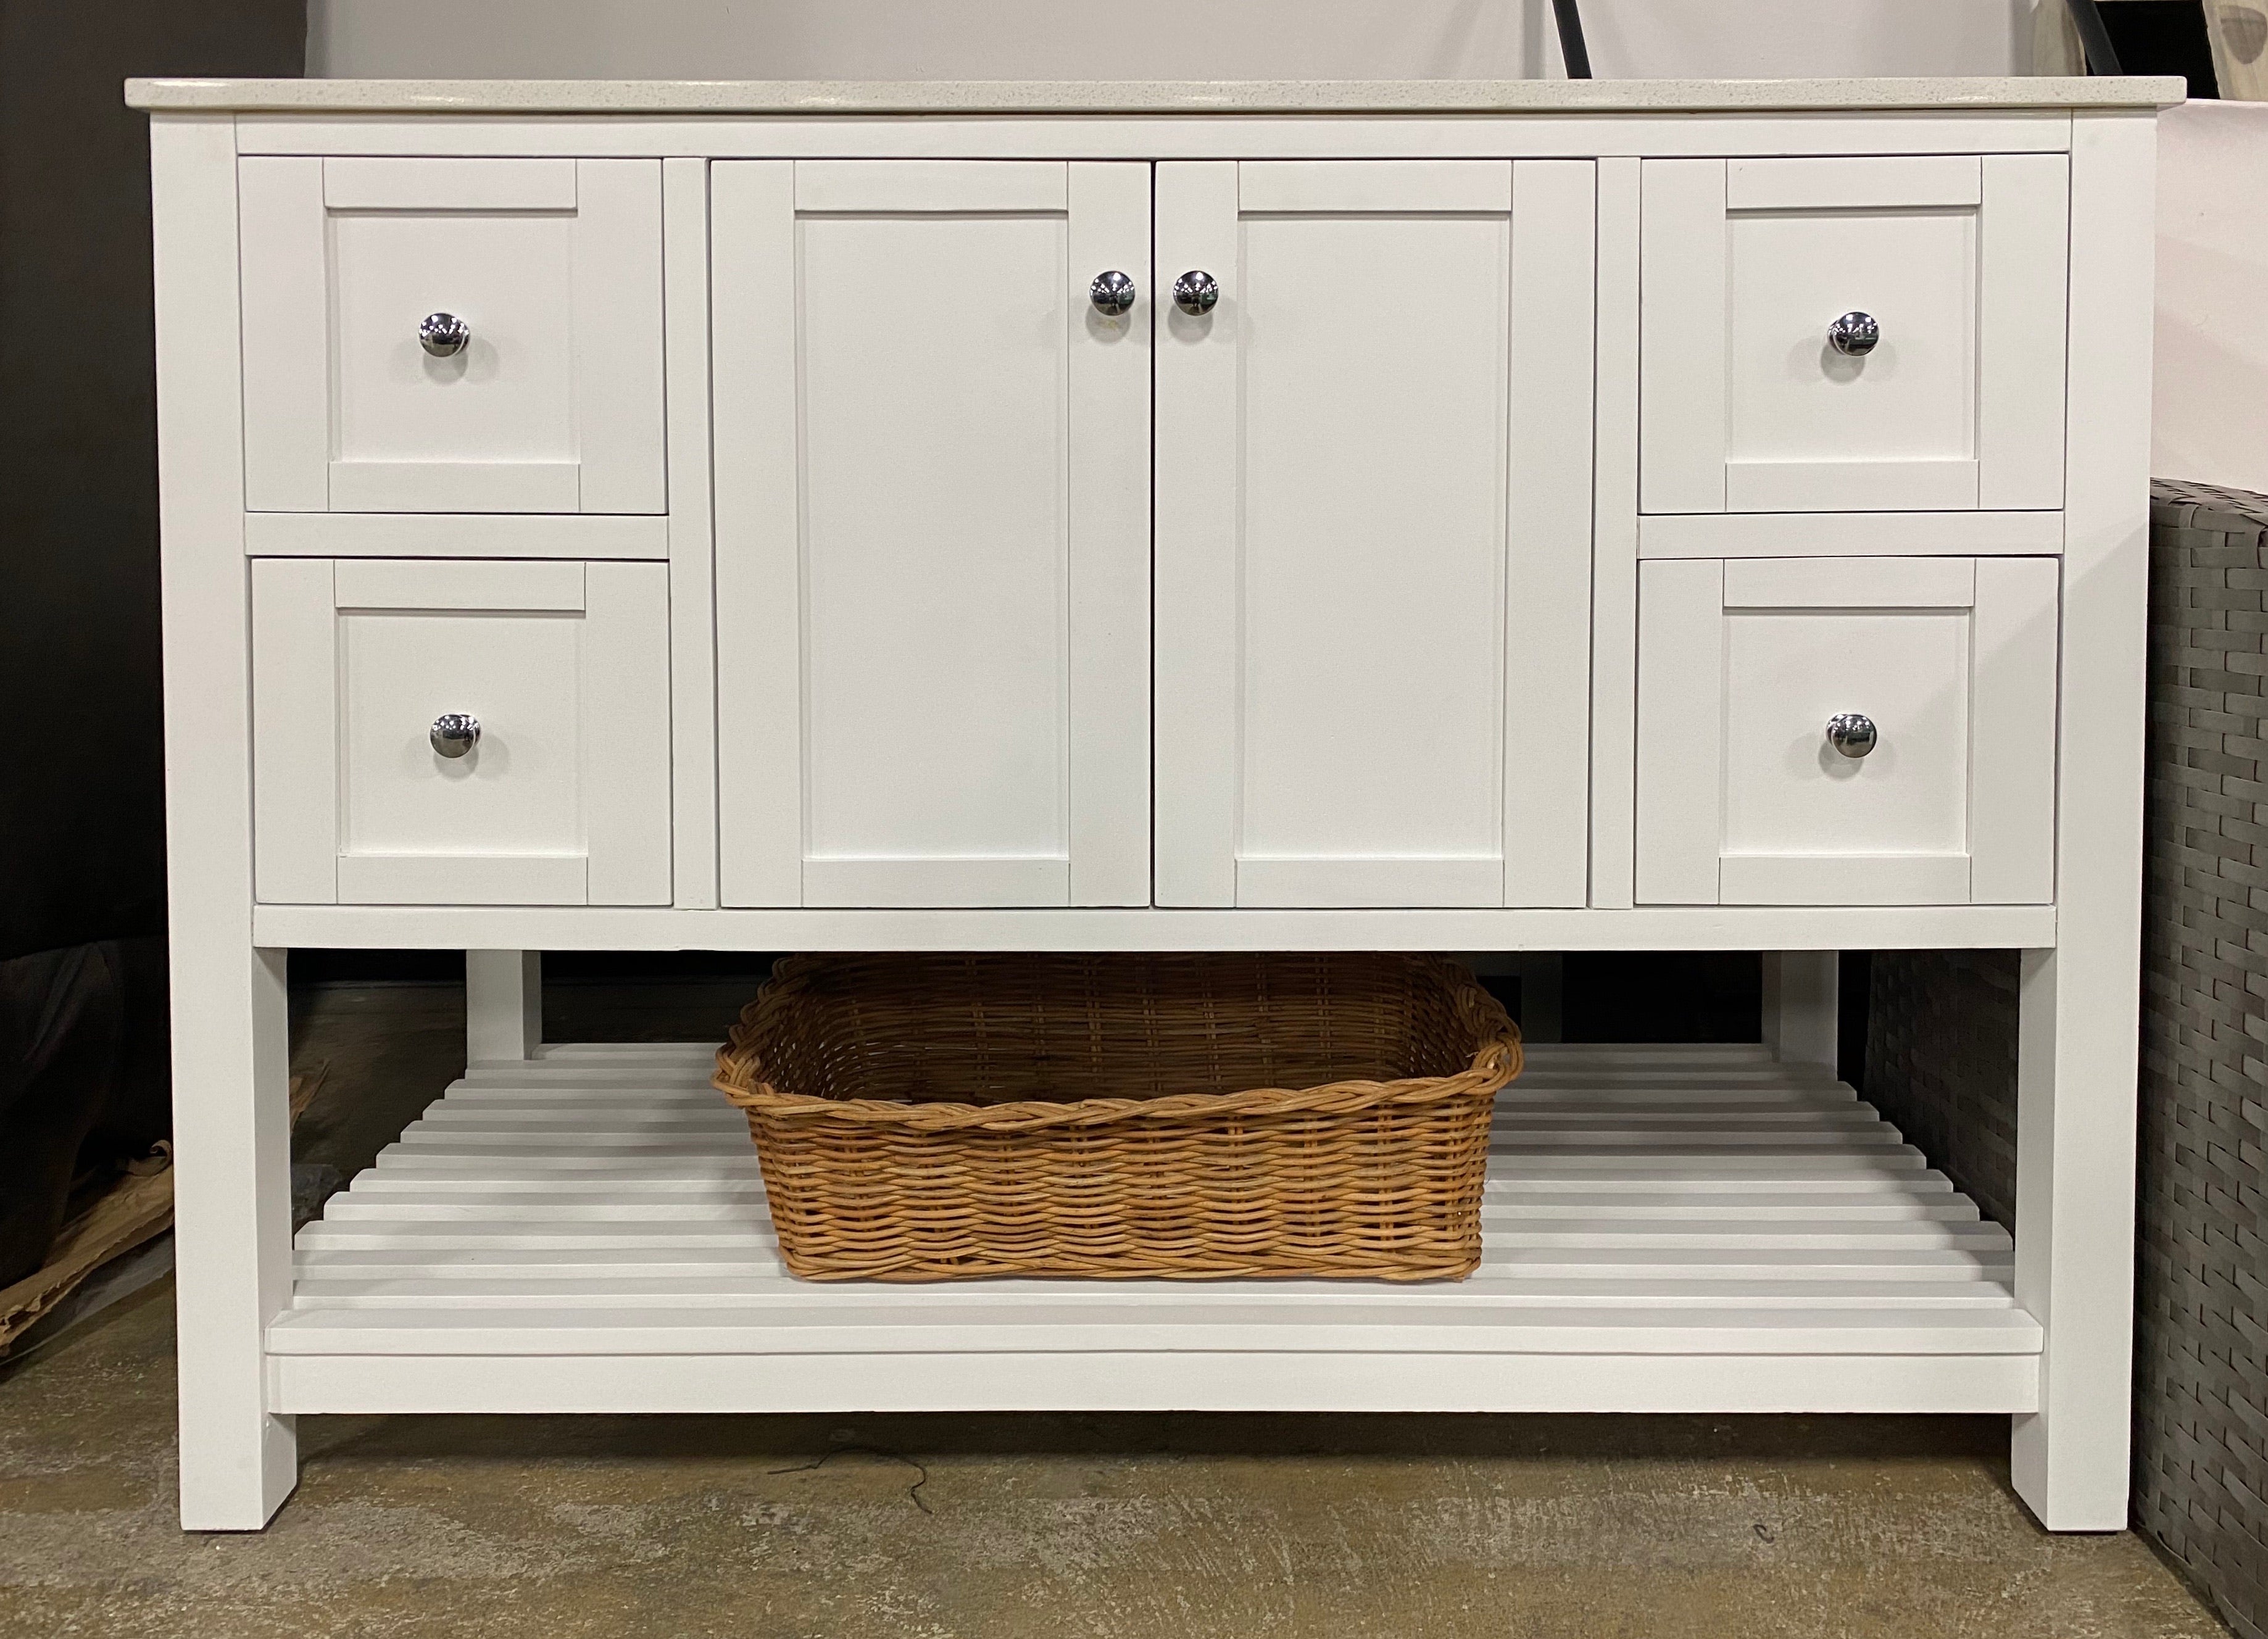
712, 952, 1521, 1283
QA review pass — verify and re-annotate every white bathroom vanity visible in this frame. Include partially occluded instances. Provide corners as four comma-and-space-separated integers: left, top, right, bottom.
131, 73, 2175, 1532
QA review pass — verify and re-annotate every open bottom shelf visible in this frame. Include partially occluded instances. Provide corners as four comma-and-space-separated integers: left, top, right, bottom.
268, 1041, 2040, 1416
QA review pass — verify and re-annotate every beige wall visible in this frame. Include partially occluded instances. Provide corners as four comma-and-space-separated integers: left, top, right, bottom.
308, 0, 2033, 81
2156, 101, 2268, 496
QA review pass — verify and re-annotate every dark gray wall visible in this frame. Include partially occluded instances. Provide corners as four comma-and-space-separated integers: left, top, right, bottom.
2132, 479, 2268, 1639
0, 0, 304, 961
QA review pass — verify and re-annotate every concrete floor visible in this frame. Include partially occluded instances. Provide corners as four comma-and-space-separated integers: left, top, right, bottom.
0, 980, 2235, 1638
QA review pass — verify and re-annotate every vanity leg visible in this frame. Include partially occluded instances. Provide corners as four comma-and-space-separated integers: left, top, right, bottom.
170, 945, 298, 1529
1510, 955, 1564, 1044
154, 113, 296, 1530
1463, 953, 1564, 1042
466, 950, 542, 1063
2010, 107, 2151, 1532
2012, 946, 2141, 1529
1761, 951, 1837, 1074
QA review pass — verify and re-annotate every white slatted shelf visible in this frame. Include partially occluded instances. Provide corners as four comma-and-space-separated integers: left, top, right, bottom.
270, 1042, 2037, 1392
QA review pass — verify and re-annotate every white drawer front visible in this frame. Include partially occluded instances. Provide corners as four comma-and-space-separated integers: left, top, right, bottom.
1635, 555, 2057, 907
1640, 154, 2068, 515
240, 157, 664, 516
252, 559, 671, 906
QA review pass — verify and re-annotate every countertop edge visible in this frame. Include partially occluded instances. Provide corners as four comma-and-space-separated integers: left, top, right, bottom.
124, 76, 2187, 115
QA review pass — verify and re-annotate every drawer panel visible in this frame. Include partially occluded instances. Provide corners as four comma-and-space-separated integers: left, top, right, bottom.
1640, 154, 2068, 516
252, 558, 671, 906
1634, 555, 2057, 907
241, 156, 664, 517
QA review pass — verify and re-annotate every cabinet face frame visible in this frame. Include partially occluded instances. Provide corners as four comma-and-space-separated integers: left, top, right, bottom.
1638, 153, 2070, 516
238, 156, 665, 515
1634, 554, 2059, 907
251, 557, 673, 906
709, 159, 1152, 909
1153, 159, 1597, 909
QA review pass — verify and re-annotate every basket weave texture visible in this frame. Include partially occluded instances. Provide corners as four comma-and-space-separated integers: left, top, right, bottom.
713, 952, 1522, 1282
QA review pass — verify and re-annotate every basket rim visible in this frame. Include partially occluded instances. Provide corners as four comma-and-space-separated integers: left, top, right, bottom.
710, 952, 1523, 1133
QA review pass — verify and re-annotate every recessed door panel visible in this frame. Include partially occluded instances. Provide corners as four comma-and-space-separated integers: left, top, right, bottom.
1237, 210, 1510, 867
798, 211, 1071, 869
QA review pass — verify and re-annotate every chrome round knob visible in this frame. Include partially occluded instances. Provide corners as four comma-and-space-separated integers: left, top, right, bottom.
1827, 311, 1880, 357
1173, 270, 1219, 317
1826, 713, 1878, 759
419, 312, 471, 358
1089, 270, 1137, 316
430, 713, 480, 758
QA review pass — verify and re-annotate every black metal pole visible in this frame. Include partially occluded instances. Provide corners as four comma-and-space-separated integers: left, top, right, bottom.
2066, 0, 2124, 73
1551, 0, 1593, 78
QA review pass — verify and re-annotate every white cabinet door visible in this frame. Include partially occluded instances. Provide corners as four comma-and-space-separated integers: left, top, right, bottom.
1154, 160, 1594, 908
1634, 555, 2058, 906
240, 157, 664, 515
1640, 155, 2068, 515
251, 558, 671, 905
710, 161, 1150, 908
